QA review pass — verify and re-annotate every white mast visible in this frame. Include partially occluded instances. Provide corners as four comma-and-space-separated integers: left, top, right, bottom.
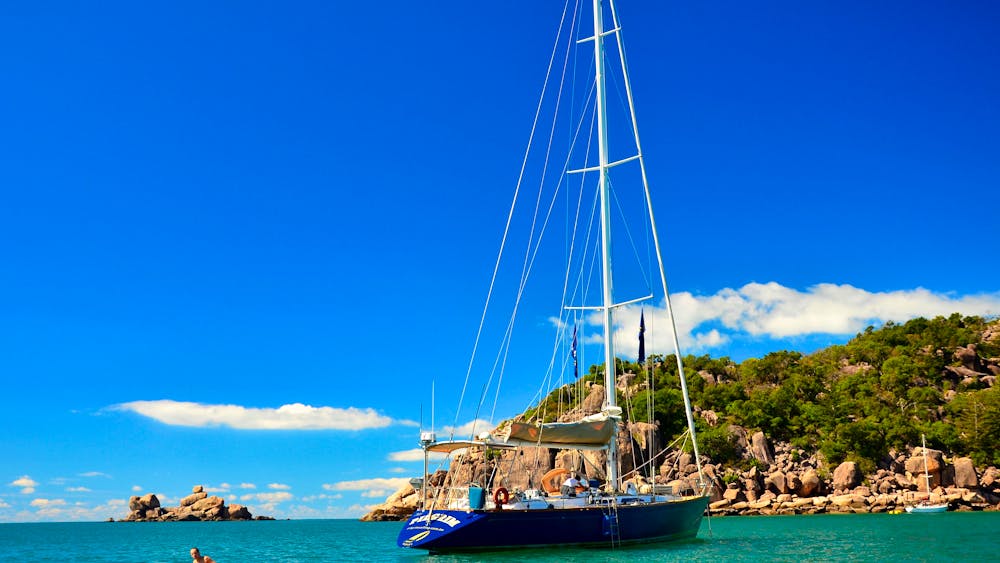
605, 0, 705, 488
921, 433, 931, 495
591, 0, 619, 493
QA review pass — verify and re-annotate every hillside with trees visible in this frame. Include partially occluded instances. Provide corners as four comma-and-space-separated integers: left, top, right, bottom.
362, 315, 1000, 521
589, 314, 999, 473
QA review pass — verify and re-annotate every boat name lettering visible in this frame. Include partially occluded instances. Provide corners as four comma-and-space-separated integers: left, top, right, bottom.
411, 513, 461, 527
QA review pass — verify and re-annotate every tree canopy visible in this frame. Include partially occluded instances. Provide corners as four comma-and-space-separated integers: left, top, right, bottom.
525, 314, 1000, 470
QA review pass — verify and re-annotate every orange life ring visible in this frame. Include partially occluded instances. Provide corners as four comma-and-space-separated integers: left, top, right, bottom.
541, 468, 570, 493
493, 487, 510, 505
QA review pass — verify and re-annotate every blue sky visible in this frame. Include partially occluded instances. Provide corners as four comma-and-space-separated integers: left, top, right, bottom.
2, 0, 998, 522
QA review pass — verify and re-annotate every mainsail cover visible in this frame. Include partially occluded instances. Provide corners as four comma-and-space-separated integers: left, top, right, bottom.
504, 412, 616, 450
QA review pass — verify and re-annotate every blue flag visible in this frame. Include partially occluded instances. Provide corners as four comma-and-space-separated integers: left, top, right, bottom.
571, 325, 578, 378
638, 310, 646, 364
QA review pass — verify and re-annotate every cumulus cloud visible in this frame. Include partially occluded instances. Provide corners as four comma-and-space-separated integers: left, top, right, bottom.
346, 503, 379, 515
387, 448, 449, 463
110, 400, 398, 430
131, 485, 142, 492
30, 498, 66, 507
602, 282, 1000, 356
268, 483, 291, 490
441, 418, 494, 438
10, 476, 37, 494
239, 483, 257, 489
240, 491, 293, 503
3, 498, 127, 523
323, 478, 410, 493
11, 476, 38, 488
301, 493, 342, 502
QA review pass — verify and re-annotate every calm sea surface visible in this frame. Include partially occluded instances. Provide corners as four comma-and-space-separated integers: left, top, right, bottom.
0, 512, 996, 562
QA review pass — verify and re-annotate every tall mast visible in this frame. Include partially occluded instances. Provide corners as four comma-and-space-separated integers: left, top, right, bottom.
591, 0, 619, 492
921, 434, 931, 495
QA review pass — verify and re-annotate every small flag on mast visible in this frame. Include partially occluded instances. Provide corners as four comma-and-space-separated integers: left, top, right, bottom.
638, 309, 646, 364
571, 325, 579, 378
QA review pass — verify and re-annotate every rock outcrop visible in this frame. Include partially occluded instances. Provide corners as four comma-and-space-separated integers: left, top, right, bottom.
361, 471, 448, 522
122, 485, 272, 522
698, 431, 1000, 516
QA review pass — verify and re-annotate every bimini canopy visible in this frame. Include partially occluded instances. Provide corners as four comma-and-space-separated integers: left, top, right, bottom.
503, 412, 617, 450
424, 439, 516, 454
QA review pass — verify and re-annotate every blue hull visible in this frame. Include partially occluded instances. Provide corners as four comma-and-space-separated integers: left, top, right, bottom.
397, 496, 708, 553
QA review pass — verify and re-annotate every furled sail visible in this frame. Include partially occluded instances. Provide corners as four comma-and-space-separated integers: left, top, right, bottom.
503, 412, 618, 450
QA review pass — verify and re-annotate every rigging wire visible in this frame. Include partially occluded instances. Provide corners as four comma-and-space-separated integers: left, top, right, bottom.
451, 0, 574, 439
484, 0, 583, 428
607, 0, 706, 488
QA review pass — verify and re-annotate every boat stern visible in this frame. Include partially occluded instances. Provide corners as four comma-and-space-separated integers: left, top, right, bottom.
396, 509, 488, 550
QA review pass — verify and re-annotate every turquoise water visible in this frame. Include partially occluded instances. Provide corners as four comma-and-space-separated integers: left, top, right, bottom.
0, 512, 996, 562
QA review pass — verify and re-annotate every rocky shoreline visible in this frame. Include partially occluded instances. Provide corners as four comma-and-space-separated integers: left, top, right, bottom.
362, 376, 1000, 522
362, 388, 998, 523
697, 431, 1000, 516
363, 433, 1000, 521
119, 485, 274, 522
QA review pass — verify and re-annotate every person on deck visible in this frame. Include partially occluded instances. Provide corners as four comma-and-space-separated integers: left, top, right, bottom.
560, 473, 581, 496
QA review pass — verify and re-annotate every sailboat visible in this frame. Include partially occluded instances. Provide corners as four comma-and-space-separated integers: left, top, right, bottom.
905, 434, 948, 513
397, 0, 710, 553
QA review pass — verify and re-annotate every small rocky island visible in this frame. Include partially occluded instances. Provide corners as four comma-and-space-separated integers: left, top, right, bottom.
122, 485, 273, 522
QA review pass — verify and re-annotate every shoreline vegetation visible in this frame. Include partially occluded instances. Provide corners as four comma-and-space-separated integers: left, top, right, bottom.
364, 314, 1000, 521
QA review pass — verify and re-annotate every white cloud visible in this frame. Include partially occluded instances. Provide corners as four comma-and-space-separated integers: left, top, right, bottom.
155, 494, 178, 506
239, 492, 293, 503
10, 476, 37, 494
300, 493, 342, 502
387, 448, 450, 463
602, 282, 1000, 356
0, 498, 128, 523
111, 400, 398, 430
441, 418, 494, 438
324, 477, 410, 493
66, 487, 91, 493
346, 503, 379, 516
10, 476, 37, 488
239, 483, 257, 490
205, 483, 231, 493
131, 485, 142, 492
80, 472, 110, 478
388, 467, 407, 474
0, 499, 9, 508
30, 498, 66, 507
267, 483, 291, 490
